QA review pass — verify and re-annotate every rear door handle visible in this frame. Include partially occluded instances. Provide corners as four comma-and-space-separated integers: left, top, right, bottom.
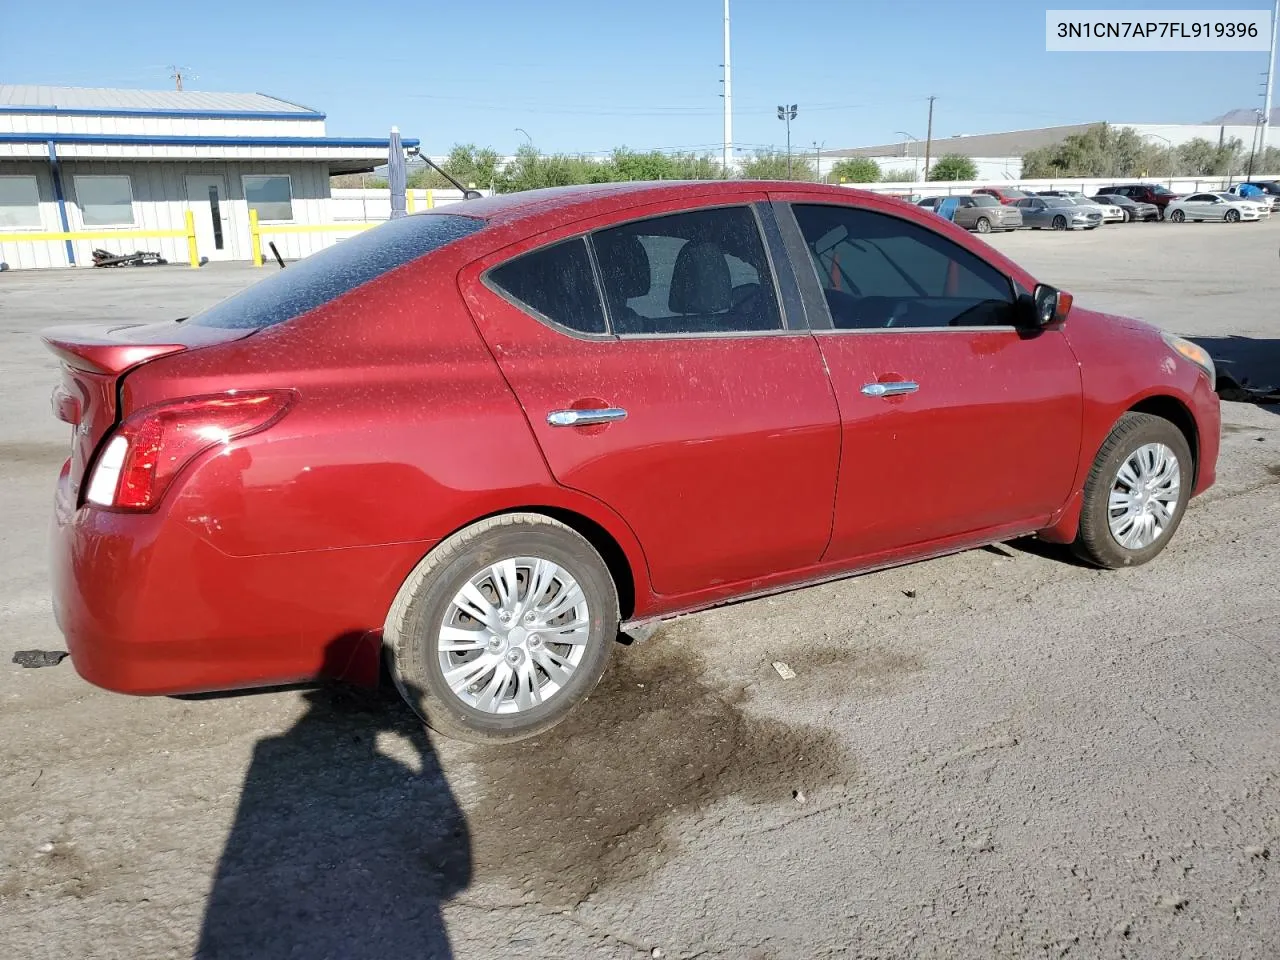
547, 407, 628, 427
861, 381, 919, 398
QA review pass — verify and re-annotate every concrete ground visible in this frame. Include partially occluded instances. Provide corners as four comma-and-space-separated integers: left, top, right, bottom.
2, 221, 1278, 960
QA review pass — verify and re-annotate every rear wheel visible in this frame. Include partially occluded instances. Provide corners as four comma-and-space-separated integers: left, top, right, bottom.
1052, 215, 1068, 231
1225, 208, 1241, 223
975, 217, 991, 234
1073, 413, 1193, 569
386, 514, 619, 743
1170, 209, 1185, 223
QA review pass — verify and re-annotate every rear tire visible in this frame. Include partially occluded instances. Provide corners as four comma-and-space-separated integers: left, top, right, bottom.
386, 514, 619, 744
1073, 413, 1193, 569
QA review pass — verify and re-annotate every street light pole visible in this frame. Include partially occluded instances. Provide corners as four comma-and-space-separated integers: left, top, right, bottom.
723, 0, 733, 177
923, 96, 936, 180
895, 130, 920, 181
777, 104, 798, 178
813, 140, 826, 182
515, 128, 533, 150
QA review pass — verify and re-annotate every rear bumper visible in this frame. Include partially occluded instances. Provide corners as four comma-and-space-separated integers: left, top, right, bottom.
51, 472, 428, 696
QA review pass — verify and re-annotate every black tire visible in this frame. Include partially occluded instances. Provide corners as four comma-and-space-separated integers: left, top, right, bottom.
1170, 209, 1185, 223
1073, 413, 1194, 569
1052, 215, 1068, 231
1120, 210, 1130, 223
975, 217, 991, 234
1225, 208, 1240, 223
386, 513, 619, 744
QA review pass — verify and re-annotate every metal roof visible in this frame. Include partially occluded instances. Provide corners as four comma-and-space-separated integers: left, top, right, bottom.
0, 85, 321, 116
829, 124, 1104, 159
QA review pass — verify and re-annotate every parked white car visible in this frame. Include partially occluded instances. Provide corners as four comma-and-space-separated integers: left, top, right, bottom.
1166, 193, 1265, 223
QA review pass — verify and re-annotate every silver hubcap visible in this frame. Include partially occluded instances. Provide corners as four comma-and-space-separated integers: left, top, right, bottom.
1108, 442, 1181, 550
438, 557, 590, 714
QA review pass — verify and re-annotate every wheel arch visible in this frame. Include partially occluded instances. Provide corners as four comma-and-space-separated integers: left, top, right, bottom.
1127, 394, 1199, 486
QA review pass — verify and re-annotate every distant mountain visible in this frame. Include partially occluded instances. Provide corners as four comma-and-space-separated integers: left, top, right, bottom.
1206, 108, 1280, 124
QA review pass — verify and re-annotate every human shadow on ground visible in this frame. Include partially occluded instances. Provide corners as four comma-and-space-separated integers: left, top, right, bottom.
1188, 336, 1280, 410
196, 644, 470, 960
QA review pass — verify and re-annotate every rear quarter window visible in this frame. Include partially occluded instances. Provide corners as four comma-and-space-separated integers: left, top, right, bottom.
186, 214, 485, 330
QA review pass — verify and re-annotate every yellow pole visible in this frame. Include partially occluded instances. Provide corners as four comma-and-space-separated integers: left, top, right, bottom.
249, 209, 263, 268
406, 190, 416, 213
185, 210, 200, 268
426, 189, 435, 209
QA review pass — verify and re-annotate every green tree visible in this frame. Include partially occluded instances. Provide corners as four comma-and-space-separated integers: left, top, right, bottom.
828, 157, 881, 183
928, 154, 978, 181
879, 167, 918, 182
1177, 137, 1243, 176
739, 149, 815, 180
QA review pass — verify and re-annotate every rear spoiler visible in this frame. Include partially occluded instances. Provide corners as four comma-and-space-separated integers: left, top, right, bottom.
42, 325, 185, 376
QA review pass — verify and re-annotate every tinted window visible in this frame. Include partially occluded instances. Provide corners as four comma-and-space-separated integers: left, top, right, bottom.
188, 214, 485, 330
488, 237, 606, 334
971, 195, 1000, 207
591, 206, 781, 335
1188, 194, 1215, 202
792, 203, 1016, 330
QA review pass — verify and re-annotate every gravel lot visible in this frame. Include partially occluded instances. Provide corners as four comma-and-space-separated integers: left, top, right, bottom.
2, 220, 1278, 959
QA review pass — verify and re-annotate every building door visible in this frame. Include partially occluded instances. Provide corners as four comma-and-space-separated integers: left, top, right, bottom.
185, 175, 232, 261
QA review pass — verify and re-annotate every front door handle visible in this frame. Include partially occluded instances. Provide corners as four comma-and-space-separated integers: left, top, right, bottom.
861, 381, 919, 398
547, 407, 628, 427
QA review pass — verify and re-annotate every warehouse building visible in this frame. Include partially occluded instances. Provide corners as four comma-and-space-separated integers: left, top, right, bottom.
830, 112, 1280, 181
0, 85, 418, 269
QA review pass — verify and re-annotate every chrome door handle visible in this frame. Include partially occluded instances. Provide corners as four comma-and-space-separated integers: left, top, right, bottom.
547, 407, 628, 427
861, 381, 919, 397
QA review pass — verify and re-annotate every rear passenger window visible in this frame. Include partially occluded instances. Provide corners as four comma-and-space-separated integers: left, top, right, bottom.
792, 203, 1016, 330
591, 206, 782, 336
488, 237, 606, 334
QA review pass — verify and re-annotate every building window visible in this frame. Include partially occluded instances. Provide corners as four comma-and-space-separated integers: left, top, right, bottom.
0, 176, 42, 228
74, 175, 135, 226
243, 175, 294, 222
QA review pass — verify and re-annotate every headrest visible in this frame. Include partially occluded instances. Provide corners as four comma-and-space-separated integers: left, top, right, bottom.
668, 241, 730, 314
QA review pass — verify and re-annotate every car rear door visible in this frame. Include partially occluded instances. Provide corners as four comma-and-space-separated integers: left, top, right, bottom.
460, 195, 841, 597
767, 192, 1083, 562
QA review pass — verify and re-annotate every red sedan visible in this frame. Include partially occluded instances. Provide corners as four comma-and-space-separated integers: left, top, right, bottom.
43, 181, 1221, 743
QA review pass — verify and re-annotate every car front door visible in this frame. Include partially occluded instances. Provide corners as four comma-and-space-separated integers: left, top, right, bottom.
768, 194, 1083, 562
461, 197, 842, 597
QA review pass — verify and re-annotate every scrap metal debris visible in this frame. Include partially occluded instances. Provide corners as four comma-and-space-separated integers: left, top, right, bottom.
771, 661, 797, 681
91, 248, 168, 268
12, 650, 69, 668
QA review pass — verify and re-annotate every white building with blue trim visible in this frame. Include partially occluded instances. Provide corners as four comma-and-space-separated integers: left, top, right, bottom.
0, 85, 418, 269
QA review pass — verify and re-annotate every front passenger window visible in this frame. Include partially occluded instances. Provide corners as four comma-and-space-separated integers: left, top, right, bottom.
792, 203, 1017, 330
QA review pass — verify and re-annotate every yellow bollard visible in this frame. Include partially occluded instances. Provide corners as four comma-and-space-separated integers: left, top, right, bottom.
406, 190, 416, 213
250, 210, 263, 267
426, 189, 435, 209
185, 210, 200, 268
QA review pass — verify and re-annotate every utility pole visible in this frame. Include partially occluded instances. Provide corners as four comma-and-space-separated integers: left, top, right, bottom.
813, 140, 825, 182
722, 0, 733, 178
1263, 0, 1278, 161
923, 96, 936, 180
777, 104, 798, 177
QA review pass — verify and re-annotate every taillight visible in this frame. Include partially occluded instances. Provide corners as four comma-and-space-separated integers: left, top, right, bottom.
84, 391, 293, 511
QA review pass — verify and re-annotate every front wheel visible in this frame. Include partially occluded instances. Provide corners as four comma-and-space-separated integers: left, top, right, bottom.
1225, 209, 1241, 223
1170, 209, 1185, 223
975, 217, 991, 234
1073, 413, 1193, 569
386, 514, 619, 743
1052, 215, 1068, 231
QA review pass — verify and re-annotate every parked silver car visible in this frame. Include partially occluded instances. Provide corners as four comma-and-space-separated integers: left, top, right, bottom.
1091, 193, 1160, 222
916, 194, 1022, 233
1014, 196, 1103, 230
1167, 192, 1266, 223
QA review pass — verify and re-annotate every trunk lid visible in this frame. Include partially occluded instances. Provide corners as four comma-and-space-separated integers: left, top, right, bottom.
42, 321, 253, 500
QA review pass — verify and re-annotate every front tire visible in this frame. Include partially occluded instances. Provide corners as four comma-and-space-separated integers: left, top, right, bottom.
1052, 215, 1068, 231
1170, 209, 1185, 223
386, 514, 619, 743
1225, 209, 1241, 223
975, 217, 991, 234
1073, 413, 1193, 569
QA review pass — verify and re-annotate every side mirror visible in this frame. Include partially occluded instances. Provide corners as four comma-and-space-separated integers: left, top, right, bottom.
1026, 283, 1072, 327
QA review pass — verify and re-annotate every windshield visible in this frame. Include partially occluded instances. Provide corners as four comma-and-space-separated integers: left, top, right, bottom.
971, 195, 1000, 206
1152, 186, 1175, 196
187, 214, 486, 330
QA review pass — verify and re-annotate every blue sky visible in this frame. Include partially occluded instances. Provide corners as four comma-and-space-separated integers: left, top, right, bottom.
1, 0, 1273, 154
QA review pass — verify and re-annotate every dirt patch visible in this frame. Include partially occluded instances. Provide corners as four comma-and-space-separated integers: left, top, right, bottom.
1266, 463, 1280, 478
464, 634, 869, 904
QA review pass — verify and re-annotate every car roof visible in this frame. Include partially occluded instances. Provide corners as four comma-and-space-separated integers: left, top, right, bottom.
430, 179, 861, 227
